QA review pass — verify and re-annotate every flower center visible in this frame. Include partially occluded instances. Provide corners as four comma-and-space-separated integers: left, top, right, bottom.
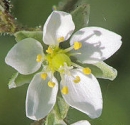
45, 46, 71, 72
36, 41, 92, 93
51, 53, 71, 71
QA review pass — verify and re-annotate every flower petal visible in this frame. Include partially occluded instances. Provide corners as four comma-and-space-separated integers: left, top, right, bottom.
43, 11, 75, 45
61, 69, 102, 118
5, 38, 44, 75
71, 120, 91, 125
70, 27, 122, 64
26, 72, 58, 120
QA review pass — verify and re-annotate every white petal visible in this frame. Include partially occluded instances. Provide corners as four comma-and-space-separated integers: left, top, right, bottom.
43, 11, 75, 45
71, 120, 91, 125
5, 38, 44, 75
26, 72, 58, 120
61, 69, 102, 118
70, 27, 122, 64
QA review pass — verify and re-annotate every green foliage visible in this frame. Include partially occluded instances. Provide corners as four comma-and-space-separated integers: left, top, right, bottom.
8, 67, 42, 89
14, 31, 43, 42
8, 72, 34, 89
54, 96, 69, 119
71, 4, 90, 32
78, 61, 117, 81
56, 0, 89, 12
94, 61, 117, 80
45, 96, 69, 125
55, 0, 90, 32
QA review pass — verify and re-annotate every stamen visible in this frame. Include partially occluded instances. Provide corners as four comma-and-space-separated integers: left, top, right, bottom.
57, 36, 65, 43
64, 46, 74, 52
48, 81, 55, 88
83, 67, 91, 75
36, 54, 43, 62
46, 46, 53, 54
61, 86, 69, 94
74, 42, 82, 50
40, 73, 47, 80
73, 76, 80, 83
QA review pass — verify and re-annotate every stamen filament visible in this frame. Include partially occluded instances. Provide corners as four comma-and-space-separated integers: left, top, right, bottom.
71, 62, 82, 69
69, 52, 81, 56
64, 46, 74, 52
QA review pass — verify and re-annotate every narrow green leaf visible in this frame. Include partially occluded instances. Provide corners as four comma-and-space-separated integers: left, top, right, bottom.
44, 96, 69, 125
56, 0, 78, 12
71, 4, 90, 31
45, 113, 67, 125
14, 31, 43, 42
94, 61, 117, 81
54, 96, 69, 119
8, 72, 34, 89
77, 61, 117, 81
55, 0, 90, 32
45, 113, 55, 125
56, 0, 89, 12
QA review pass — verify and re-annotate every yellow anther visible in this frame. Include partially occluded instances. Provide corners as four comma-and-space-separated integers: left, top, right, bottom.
46, 46, 53, 54
57, 36, 65, 43
61, 86, 69, 94
48, 81, 55, 88
36, 54, 43, 62
73, 76, 80, 83
40, 73, 47, 80
83, 67, 91, 75
74, 41, 82, 50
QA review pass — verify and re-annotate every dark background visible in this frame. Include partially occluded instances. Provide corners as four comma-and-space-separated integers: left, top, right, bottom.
0, 0, 130, 124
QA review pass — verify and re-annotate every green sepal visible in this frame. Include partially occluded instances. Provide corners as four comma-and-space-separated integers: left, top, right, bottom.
71, 4, 90, 32
55, 0, 90, 31
56, 0, 89, 12
8, 72, 35, 89
54, 96, 69, 119
45, 96, 69, 125
78, 61, 117, 81
93, 61, 117, 80
45, 113, 67, 125
14, 31, 43, 42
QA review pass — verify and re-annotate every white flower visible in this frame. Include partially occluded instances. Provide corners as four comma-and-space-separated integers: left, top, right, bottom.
5, 11, 122, 120
71, 120, 91, 125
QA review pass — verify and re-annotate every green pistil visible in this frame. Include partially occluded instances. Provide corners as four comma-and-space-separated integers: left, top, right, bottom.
45, 47, 71, 72
52, 53, 71, 71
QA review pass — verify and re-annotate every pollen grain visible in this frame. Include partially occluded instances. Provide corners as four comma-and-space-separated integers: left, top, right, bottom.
74, 41, 82, 50
61, 86, 69, 94
73, 76, 80, 83
83, 67, 91, 75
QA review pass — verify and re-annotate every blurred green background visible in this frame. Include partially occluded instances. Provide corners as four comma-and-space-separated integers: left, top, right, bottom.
0, 0, 130, 125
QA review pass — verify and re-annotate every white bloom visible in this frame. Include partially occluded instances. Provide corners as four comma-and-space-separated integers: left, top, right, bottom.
5, 11, 122, 120
71, 120, 91, 125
